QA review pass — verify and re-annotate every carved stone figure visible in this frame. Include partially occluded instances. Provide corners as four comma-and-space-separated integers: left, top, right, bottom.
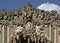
0, 3, 59, 43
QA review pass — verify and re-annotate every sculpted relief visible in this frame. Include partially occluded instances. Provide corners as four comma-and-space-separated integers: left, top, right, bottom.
10, 22, 51, 43
0, 3, 60, 43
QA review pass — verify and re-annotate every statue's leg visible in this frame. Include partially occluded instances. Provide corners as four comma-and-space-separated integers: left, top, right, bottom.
31, 36, 33, 42
37, 36, 40, 43
36, 36, 38, 43
13, 38, 16, 43
19, 40, 21, 43
34, 35, 37, 43
27, 38, 30, 43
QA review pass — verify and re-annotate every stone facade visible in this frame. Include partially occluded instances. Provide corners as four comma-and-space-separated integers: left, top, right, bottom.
0, 3, 60, 43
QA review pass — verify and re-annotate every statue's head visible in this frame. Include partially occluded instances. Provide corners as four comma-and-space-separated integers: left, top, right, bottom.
17, 26, 23, 33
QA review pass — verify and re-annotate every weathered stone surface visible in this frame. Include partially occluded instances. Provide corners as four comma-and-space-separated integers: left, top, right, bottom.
0, 3, 60, 43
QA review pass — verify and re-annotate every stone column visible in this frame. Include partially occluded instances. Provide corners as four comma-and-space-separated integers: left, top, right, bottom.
49, 25, 51, 41
7, 26, 9, 43
54, 28, 56, 43
56, 27, 60, 43
2, 25, 4, 43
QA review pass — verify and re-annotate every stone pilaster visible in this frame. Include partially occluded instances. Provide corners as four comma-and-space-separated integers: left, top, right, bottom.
49, 25, 51, 41
2, 25, 4, 43
7, 26, 9, 43
54, 28, 56, 43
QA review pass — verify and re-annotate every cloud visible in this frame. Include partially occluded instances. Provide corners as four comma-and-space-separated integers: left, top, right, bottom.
37, 2, 60, 14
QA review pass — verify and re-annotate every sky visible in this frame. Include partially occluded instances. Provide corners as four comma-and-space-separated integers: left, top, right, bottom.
0, 0, 60, 11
